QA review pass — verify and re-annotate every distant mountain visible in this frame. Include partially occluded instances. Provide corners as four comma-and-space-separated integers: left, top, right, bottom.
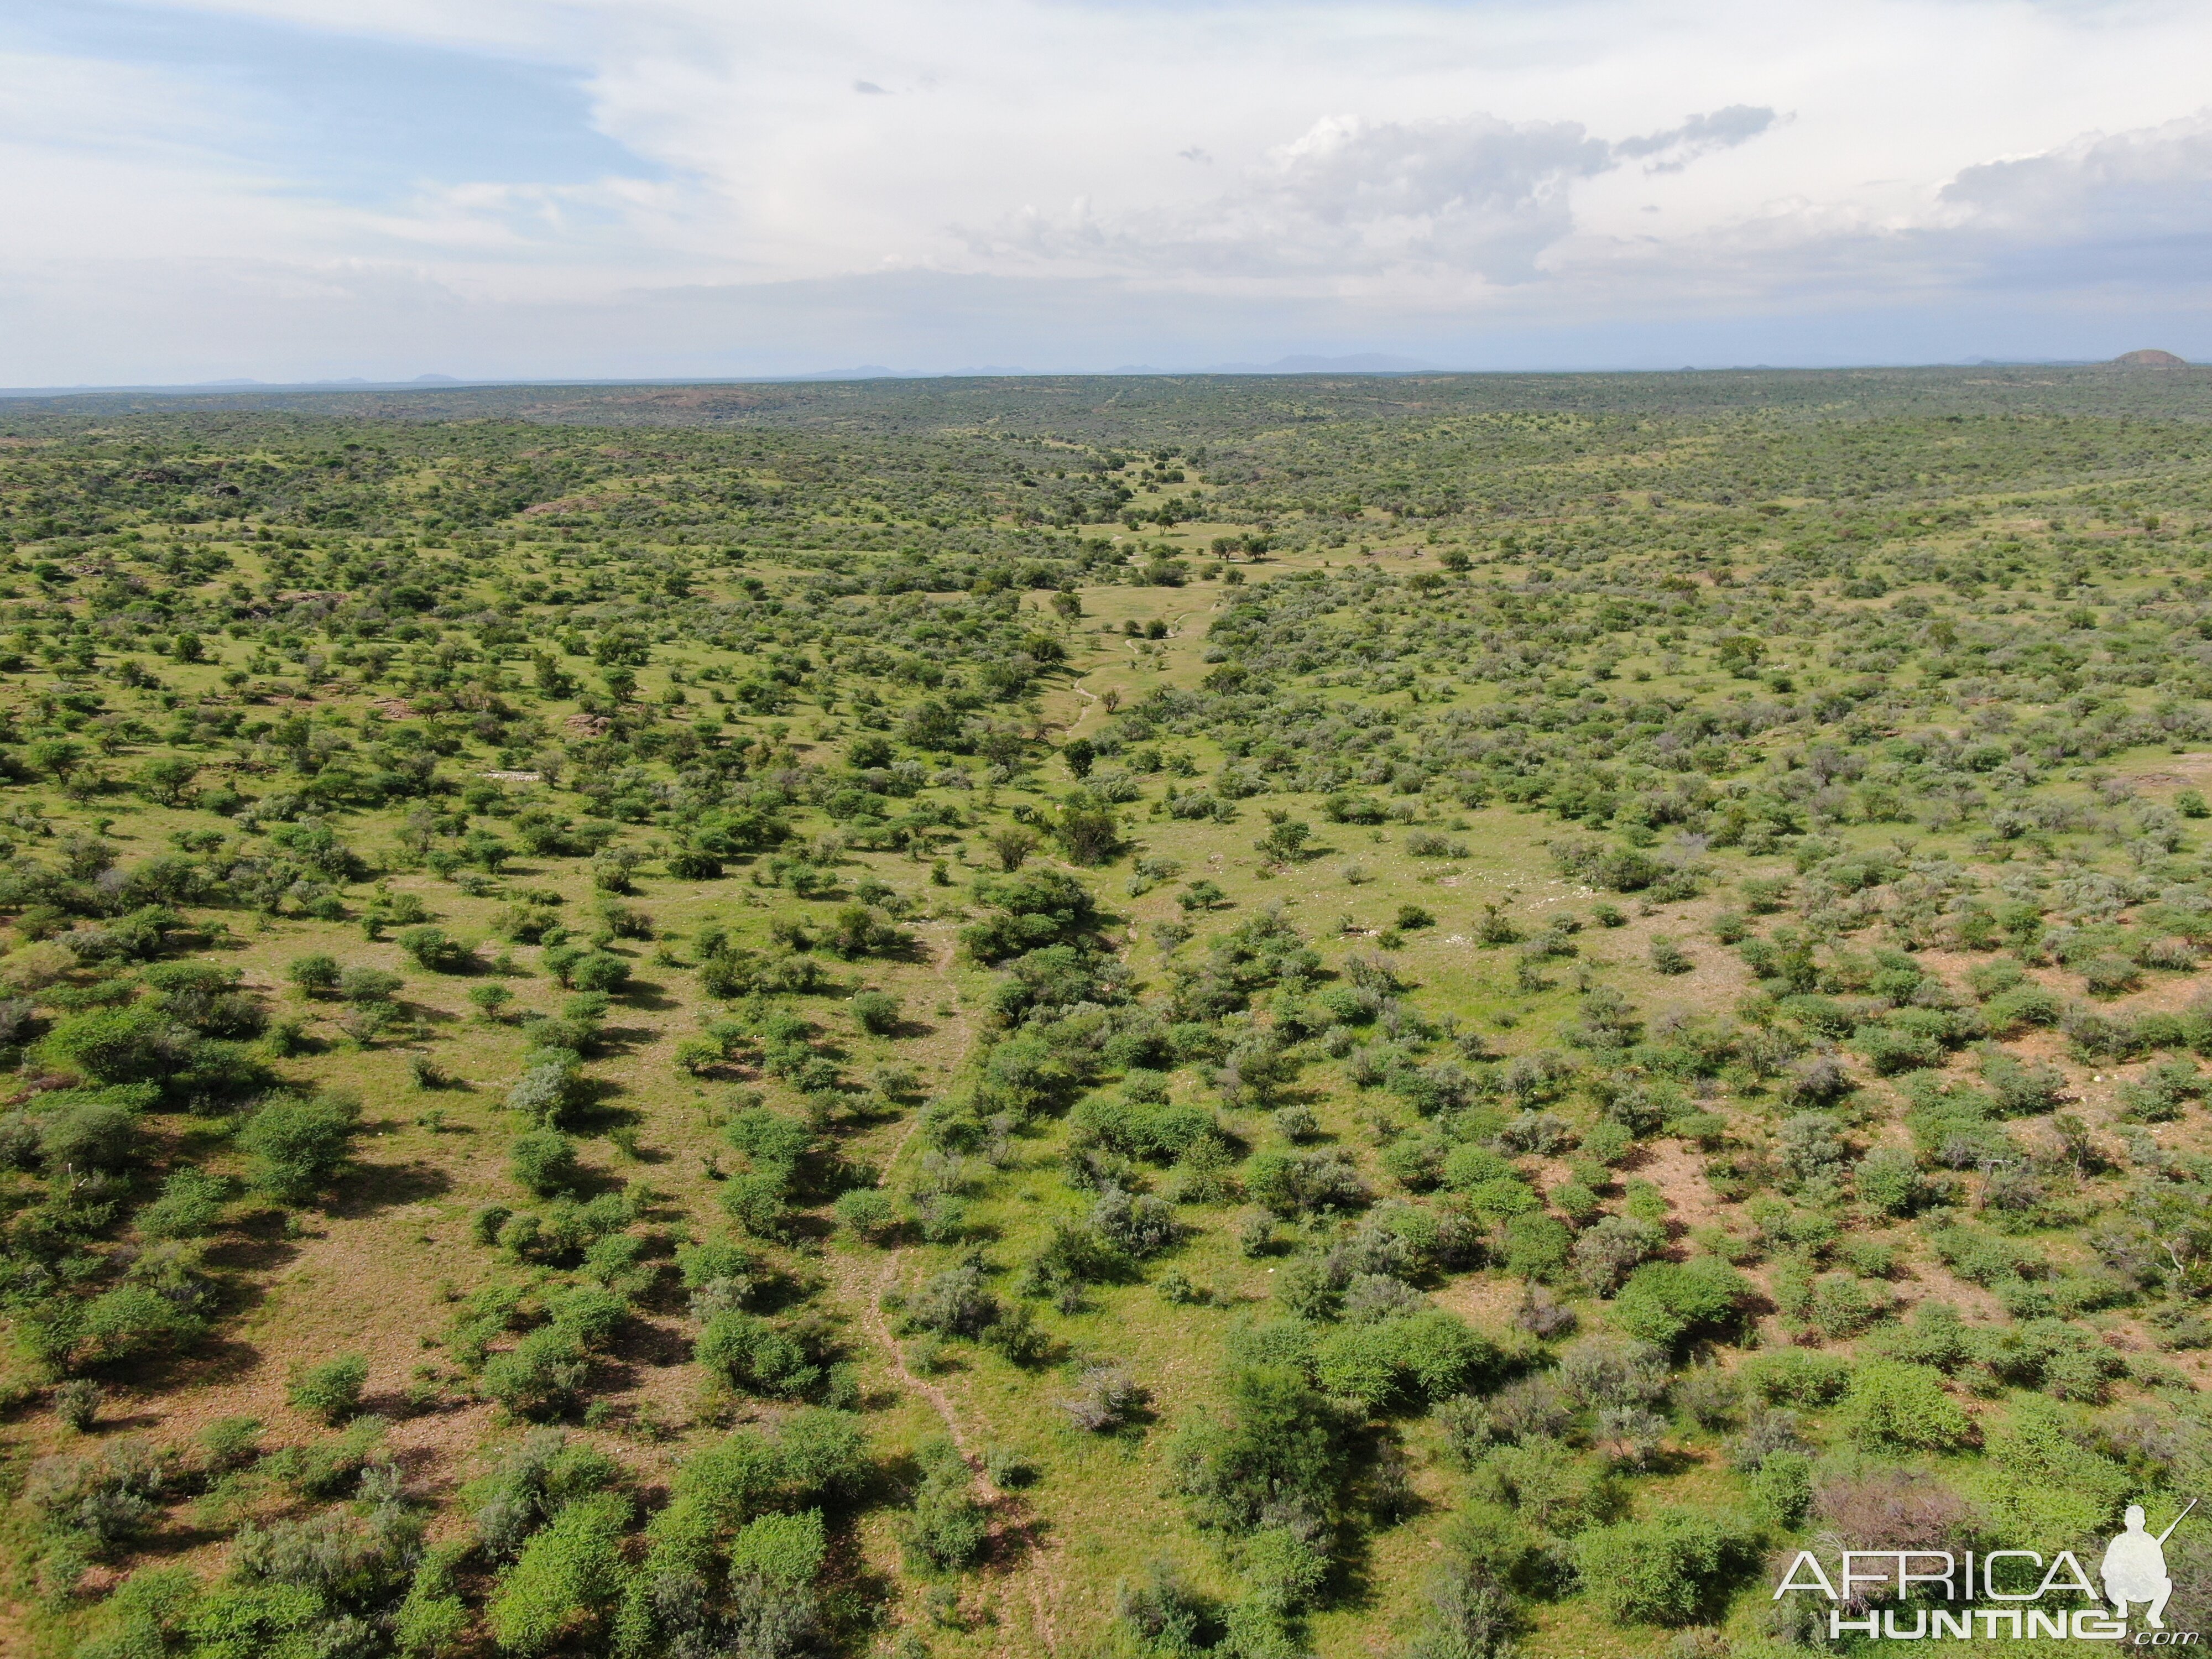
412, 373, 461, 384
1206, 352, 1438, 374
2115, 348, 2189, 367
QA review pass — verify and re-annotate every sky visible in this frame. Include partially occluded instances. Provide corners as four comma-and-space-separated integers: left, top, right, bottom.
6, 0, 2212, 385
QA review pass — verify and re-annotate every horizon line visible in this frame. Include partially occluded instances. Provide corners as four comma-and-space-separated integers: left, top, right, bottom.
0, 356, 2178, 402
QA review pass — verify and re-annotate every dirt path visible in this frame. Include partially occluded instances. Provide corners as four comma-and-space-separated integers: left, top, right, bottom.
833, 935, 1061, 1656
1066, 678, 1100, 732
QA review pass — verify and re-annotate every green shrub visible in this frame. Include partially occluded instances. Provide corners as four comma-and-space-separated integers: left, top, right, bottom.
488, 1491, 632, 1654
1749, 1450, 1813, 1528
1809, 1274, 1885, 1340
1243, 1146, 1369, 1216
902, 1440, 988, 1573
288, 1354, 368, 1425
1979, 1398, 2131, 1551
697, 1312, 822, 1398
1981, 983, 2062, 1034
2080, 954, 2141, 997
850, 990, 902, 1035
1312, 1310, 1495, 1411
62, 1284, 208, 1370
41, 1099, 138, 1172
1550, 1181, 1601, 1225
1464, 1176, 1540, 1219
547, 1285, 630, 1351
285, 954, 341, 997
566, 952, 630, 994
77, 1565, 204, 1657
1502, 1213, 1572, 1281
338, 966, 406, 1004
1741, 1350, 1851, 1405
1869, 1300, 1974, 1372
833, 1188, 897, 1240
1854, 1146, 1922, 1214
1978, 1050, 2066, 1118
1609, 1258, 1749, 1347
393, 1543, 471, 1657
397, 926, 470, 972
1927, 1223, 2039, 1286
510, 1130, 581, 1197
1168, 1365, 1348, 1537
237, 1093, 361, 1203
481, 1329, 591, 1420
1439, 1144, 1512, 1191
1857, 1024, 1941, 1075
40, 1006, 189, 1088
166, 1584, 325, 1656
1838, 1360, 1973, 1452
719, 1171, 792, 1240
1575, 1510, 1756, 1626
137, 1167, 228, 1240
468, 1428, 625, 1561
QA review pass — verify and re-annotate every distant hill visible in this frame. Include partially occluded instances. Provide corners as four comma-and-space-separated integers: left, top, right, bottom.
2115, 348, 2189, 367
1206, 352, 1437, 373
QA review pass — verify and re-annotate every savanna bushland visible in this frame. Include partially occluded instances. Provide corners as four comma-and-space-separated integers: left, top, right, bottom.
1, 363, 2211, 1658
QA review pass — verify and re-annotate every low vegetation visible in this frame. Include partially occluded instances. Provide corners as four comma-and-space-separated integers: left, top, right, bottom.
0, 364, 2208, 1656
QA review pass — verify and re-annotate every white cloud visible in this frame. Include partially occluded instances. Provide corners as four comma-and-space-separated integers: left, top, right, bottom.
961, 111, 1638, 284
11, 0, 2212, 380
1939, 110, 2212, 254
1614, 105, 1778, 173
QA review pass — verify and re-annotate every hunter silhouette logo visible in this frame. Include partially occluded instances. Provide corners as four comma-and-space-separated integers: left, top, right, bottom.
2103, 1501, 2194, 1630
1773, 1500, 2201, 1642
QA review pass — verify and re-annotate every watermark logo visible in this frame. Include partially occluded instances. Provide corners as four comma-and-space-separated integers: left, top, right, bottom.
2105, 1504, 2188, 1631
1772, 1500, 2199, 1643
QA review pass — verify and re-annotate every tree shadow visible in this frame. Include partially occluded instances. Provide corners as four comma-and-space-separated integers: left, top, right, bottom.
839, 1095, 907, 1132
607, 1317, 693, 1371
592, 1022, 660, 1055
138, 1332, 267, 1394
324, 1158, 453, 1219
204, 1212, 306, 1275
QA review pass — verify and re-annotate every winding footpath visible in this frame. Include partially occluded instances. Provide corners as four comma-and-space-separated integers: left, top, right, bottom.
833, 931, 1061, 1655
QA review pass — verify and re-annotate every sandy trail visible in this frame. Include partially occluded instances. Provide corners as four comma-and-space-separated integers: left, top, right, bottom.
831, 935, 1060, 1655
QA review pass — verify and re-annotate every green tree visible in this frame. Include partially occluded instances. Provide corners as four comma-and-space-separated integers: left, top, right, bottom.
397, 926, 469, 972
1609, 1258, 1749, 1348
285, 954, 341, 997
1576, 1510, 1756, 1626
40, 1006, 188, 1087
237, 1093, 362, 1203
133, 757, 200, 806
1170, 1365, 1345, 1536
849, 990, 901, 1035
489, 1491, 632, 1655
510, 1130, 581, 1197
25, 737, 84, 781
1053, 791, 1121, 866
1839, 1360, 1973, 1453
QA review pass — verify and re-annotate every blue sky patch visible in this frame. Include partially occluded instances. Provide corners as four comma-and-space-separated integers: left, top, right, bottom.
7, 1, 658, 204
